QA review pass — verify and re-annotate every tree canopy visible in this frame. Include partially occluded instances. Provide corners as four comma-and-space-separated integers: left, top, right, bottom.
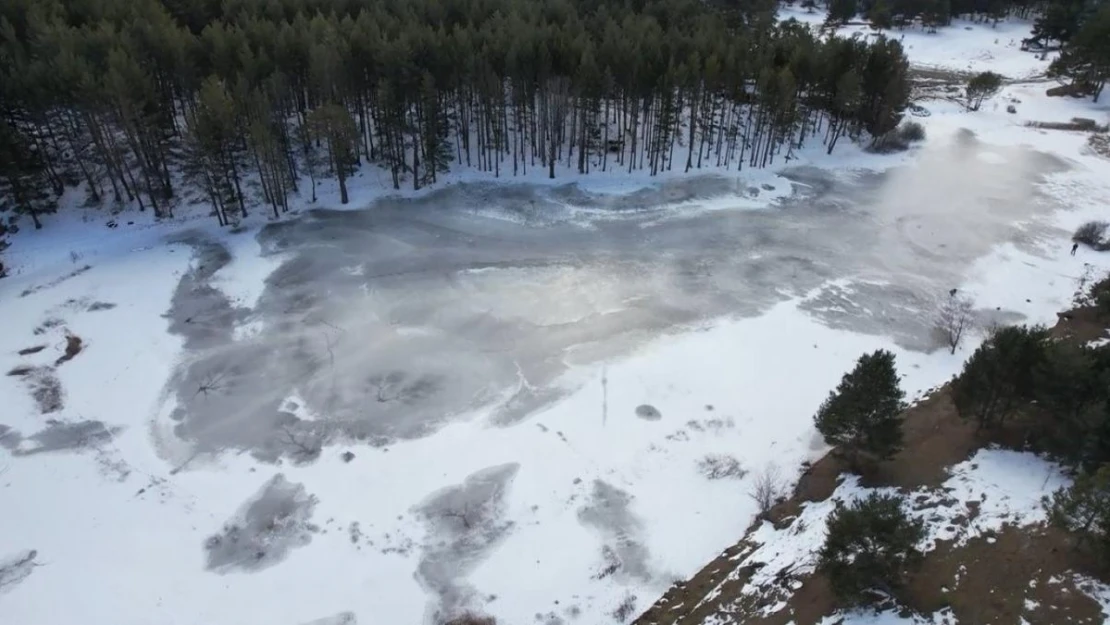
0, 0, 913, 230
814, 349, 907, 468
819, 493, 925, 607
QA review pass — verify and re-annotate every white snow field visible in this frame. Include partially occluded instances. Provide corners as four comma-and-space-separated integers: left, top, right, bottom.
3, 11, 1110, 625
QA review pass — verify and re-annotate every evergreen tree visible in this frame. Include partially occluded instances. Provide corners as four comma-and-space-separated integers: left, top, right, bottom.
952, 325, 1049, 430
1031, 342, 1110, 471
868, 0, 895, 31
1049, 3, 1110, 102
0, 118, 56, 229
819, 493, 925, 607
814, 350, 907, 468
1031, 1, 1085, 47
187, 77, 248, 220
965, 71, 1003, 111
1045, 464, 1110, 564
827, 0, 860, 26
308, 104, 358, 204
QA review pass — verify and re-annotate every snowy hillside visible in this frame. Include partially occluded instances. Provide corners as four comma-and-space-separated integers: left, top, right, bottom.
2, 7, 1110, 625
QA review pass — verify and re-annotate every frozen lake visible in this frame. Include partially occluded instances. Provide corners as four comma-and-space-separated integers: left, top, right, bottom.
164, 131, 1064, 464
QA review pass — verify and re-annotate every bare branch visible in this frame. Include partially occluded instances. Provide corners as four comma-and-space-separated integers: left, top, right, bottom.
749, 463, 786, 516
194, 370, 228, 399
275, 423, 321, 462
937, 292, 975, 355
440, 508, 475, 530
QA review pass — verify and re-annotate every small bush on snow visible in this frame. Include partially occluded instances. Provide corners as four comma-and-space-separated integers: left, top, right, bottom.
697, 454, 747, 480
1074, 220, 1109, 249
868, 121, 926, 153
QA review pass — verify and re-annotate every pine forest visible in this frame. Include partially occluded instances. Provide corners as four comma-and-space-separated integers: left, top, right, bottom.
0, 0, 1102, 229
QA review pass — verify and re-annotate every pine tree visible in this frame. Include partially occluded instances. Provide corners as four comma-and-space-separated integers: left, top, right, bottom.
819, 493, 925, 607
1045, 464, 1110, 564
0, 118, 57, 229
814, 349, 906, 468
827, 0, 859, 27
1049, 3, 1110, 102
1032, 342, 1110, 470
308, 104, 358, 204
952, 325, 1049, 430
965, 71, 1003, 111
1031, 2, 1085, 47
868, 0, 895, 31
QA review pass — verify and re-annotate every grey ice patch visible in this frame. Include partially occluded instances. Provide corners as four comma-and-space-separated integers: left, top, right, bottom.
0, 420, 121, 456
800, 280, 938, 351
634, 404, 661, 421
578, 481, 652, 583
204, 474, 318, 573
696, 454, 747, 480
415, 463, 520, 620
165, 233, 244, 350
7, 366, 64, 414
299, 613, 356, 625
367, 371, 442, 404
0, 549, 39, 594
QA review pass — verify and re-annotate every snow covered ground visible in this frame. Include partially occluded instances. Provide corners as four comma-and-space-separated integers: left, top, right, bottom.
2, 11, 1110, 625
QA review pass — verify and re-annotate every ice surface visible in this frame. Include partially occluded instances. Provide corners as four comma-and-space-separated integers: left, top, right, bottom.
157, 135, 1074, 470
203, 474, 319, 574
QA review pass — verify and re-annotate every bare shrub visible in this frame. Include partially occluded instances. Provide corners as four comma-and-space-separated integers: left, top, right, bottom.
898, 120, 926, 142
697, 454, 747, 480
937, 292, 975, 354
749, 463, 787, 515
1073, 221, 1109, 249
442, 613, 496, 625
868, 121, 926, 153
276, 423, 322, 463
611, 594, 638, 622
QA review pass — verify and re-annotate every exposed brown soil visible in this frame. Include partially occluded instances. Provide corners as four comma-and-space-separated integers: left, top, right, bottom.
54, 333, 83, 366
634, 300, 1110, 625
17, 345, 46, 356
908, 526, 1105, 625
633, 539, 762, 625
880, 388, 978, 490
